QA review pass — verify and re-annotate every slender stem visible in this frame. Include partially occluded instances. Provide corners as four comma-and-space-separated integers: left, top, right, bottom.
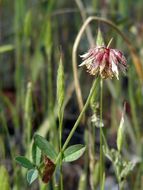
99, 78, 104, 189
128, 68, 140, 144
119, 181, 124, 190
55, 77, 99, 164
75, 0, 94, 46
24, 82, 32, 158
59, 112, 64, 190
0, 112, 18, 187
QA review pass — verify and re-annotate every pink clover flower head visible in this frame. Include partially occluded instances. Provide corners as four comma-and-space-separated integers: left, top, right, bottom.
79, 46, 127, 80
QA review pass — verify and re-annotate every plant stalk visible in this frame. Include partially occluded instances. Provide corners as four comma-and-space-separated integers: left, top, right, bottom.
59, 111, 64, 190
99, 78, 104, 189
55, 77, 99, 164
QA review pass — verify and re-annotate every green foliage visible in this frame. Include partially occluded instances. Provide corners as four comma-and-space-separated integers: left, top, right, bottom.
31, 51, 44, 82
120, 162, 135, 180
103, 148, 136, 183
101, 172, 105, 190
15, 156, 34, 169
0, 165, 10, 190
24, 10, 32, 38
32, 142, 42, 166
34, 134, 58, 161
78, 173, 86, 190
0, 45, 14, 53
0, 136, 5, 159
117, 106, 125, 152
63, 144, 86, 162
93, 162, 100, 187
27, 169, 38, 185
24, 82, 32, 118
44, 19, 53, 54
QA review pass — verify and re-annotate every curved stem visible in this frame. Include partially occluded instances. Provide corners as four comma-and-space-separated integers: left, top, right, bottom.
55, 77, 99, 164
75, 0, 94, 46
72, 16, 143, 113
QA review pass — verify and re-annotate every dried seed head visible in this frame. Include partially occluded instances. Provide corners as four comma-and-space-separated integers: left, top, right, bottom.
42, 156, 55, 183
79, 46, 127, 79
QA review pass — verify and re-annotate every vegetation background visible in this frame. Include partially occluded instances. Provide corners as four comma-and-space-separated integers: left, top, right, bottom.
0, 0, 143, 189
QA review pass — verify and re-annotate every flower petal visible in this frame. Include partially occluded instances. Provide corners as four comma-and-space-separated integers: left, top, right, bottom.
111, 60, 119, 79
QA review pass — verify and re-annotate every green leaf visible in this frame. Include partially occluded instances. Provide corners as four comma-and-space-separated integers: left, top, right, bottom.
25, 82, 32, 119
57, 57, 65, 113
24, 10, 32, 38
44, 19, 52, 54
103, 147, 135, 181
0, 137, 5, 159
93, 162, 100, 187
120, 162, 135, 180
0, 165, 10, 190
34, 134, 58, 161
117, 104, 126, 152
31, 51, 44, 82
101, 172, 105, 190
32, 142, 42, 166
27, 169, 38, 185
63, 144, 86, 162
90, 81, 99, 112
78, 172, 86, 190
0, 45, 14, 53
15, 156, 34, 169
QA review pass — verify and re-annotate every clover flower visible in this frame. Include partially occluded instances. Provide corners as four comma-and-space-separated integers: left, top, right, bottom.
79, 46, 127, 79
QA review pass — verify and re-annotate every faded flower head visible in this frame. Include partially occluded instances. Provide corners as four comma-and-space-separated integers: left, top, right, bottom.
42, 156, 55, 183
79, 46, 127, 79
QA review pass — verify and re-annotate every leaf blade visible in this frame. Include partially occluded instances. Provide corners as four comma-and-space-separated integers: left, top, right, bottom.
117, 104, 126, 152
15, 156, 34, 169
63, 144, 86, 162
27, 169, 38, 185
34, 134, 58, 161
32, 142, 42, 166
0, 165, 10, 190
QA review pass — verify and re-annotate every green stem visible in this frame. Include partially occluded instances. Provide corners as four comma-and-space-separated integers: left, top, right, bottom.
24, 82, 32, 158
99, 78, 104, 189
128, 68, 140, 144
55, 77, 99, 164
59, 112, 64, 190
0, 112, 18, 188
119, 181, 124, 190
